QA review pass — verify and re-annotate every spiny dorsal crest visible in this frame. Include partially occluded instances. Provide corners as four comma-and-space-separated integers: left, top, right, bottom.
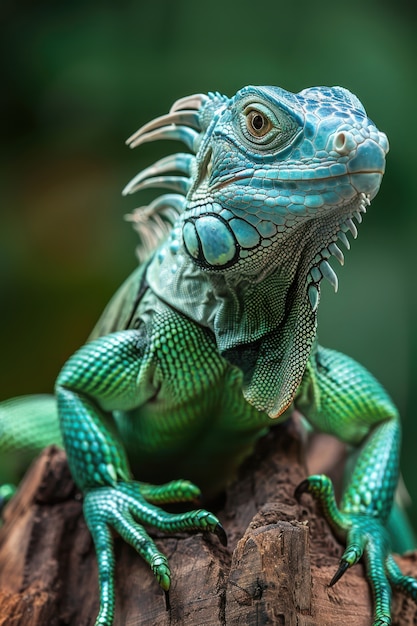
122, 92, 225, 262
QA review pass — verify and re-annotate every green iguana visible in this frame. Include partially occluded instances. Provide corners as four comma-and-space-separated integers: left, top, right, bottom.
1, 84, 416, 625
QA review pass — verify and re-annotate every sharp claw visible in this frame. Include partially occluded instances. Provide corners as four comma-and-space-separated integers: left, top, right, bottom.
164, 589, 171, 611
329, 559, 350, 587
169, 93, 208, 113
126, 111, 201, 147
294, 479, 310, 500
214, 522, 228, 547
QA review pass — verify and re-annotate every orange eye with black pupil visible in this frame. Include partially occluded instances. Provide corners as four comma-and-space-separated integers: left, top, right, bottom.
246, 109, 272, 137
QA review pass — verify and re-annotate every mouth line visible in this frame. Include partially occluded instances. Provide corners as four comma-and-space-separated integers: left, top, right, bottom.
210, 172, 253, 191
209, 169, 384, 192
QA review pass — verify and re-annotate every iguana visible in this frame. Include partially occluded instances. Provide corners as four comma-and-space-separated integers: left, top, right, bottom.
0, 84, 416, 626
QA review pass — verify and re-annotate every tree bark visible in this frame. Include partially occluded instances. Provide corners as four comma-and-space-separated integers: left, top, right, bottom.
0, 418, 416, 625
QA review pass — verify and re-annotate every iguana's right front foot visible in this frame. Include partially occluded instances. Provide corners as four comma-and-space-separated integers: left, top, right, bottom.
83, 479, 226, 626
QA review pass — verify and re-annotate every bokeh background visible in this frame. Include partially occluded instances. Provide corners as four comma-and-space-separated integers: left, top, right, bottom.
1, 1, 416, 528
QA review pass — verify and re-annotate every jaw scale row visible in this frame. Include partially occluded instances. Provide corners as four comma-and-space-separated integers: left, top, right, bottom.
307, 193, 369, 312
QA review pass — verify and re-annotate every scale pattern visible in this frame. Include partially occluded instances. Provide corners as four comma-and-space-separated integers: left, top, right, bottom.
0, 84, 415, 626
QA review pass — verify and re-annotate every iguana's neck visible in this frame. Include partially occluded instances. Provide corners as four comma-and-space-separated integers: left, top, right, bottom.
146, 199, 358, 418
146, 229, 305, 343
145, 222, 325, 418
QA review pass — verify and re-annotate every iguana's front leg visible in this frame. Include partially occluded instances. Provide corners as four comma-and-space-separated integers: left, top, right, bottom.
56, 329, 225, 626
296, 346, 417, 625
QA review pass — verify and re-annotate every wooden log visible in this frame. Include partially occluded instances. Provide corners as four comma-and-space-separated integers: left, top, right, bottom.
0, 419, 416, 625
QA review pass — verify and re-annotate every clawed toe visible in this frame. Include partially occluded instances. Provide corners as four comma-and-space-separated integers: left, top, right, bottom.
214, 522, 228, 546
329, 560, 350, 587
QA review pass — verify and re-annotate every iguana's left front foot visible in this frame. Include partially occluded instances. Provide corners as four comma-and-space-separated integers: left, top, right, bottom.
83, 478, 226, 626
296, 475, 417, 625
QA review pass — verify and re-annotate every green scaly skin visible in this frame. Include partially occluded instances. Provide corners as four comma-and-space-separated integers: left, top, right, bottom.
1, 85, 416, 625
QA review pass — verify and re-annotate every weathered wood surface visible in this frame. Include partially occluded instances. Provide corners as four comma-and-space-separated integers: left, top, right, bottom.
0, 420, 416, 625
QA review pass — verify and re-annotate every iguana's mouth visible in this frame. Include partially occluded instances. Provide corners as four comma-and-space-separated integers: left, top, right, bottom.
209, 166, 384, 195
210, 172, 253, 191
207, 134, 386, 197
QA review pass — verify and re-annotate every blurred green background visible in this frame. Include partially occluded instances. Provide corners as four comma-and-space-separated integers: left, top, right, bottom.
1, 1, 416, 528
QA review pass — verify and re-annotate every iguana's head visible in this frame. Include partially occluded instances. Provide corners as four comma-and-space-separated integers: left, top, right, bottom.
124, 85, 388, 311
123, 86, 388, 416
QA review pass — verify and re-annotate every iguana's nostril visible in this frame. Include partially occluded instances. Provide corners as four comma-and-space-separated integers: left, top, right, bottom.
333, 131, 355, 155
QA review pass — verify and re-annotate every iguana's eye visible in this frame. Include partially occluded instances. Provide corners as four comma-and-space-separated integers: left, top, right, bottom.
236, 100, 299, 150
245, 109, 272, 138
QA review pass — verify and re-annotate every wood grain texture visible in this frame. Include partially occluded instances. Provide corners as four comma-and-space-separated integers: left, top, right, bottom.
0, 420, 416, 625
